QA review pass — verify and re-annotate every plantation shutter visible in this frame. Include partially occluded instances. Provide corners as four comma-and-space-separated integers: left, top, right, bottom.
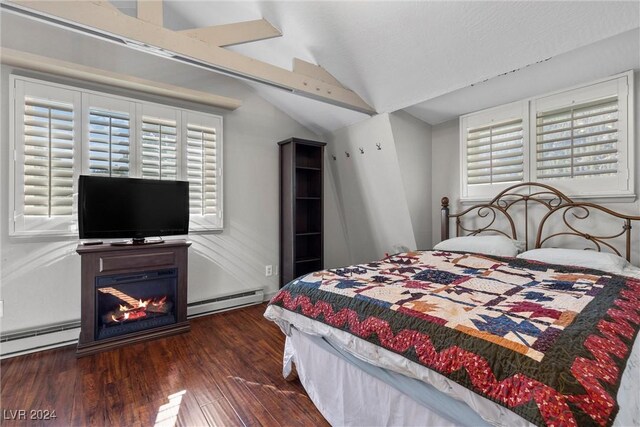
466, 119, 524, 185
23, 96, 75, 216
88, 108, 131, 177
536, 96, 618, 180
186, 123, 217, 215
141, 116, 178, 180
11, 76, 225, 236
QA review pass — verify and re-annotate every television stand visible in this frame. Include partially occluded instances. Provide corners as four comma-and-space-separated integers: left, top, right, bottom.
110, 238, 165, 246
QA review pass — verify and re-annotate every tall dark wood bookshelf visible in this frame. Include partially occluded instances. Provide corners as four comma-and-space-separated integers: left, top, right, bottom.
278, 138, 326, 287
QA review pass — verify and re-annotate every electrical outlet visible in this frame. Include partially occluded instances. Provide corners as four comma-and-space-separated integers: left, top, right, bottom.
265, 265, 273, 277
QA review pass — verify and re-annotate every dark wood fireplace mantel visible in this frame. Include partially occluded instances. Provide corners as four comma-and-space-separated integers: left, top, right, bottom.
76, 240, 191, 357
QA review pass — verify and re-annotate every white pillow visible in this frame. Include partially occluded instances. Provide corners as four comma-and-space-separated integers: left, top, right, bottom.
433, 235, 519, 257
517, 248, 628, 274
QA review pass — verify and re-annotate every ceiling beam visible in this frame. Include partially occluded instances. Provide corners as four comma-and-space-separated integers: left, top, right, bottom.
137, 0, 163, 27
95, 1, 120, 12
180, 19, 281, 47
1, 48, 242, 110
5, 1, 376, 115
293, 58, 345, 89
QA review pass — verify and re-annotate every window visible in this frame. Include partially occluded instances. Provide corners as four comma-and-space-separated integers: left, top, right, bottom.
10, 76, 223, 236
184, 111, 222, 230
461, 72, 633, 200
83, 93, 135, 178
139, 104, 180, 181
535, 97, 619, 180
466, 119, 524, 185
88, 108, 131, 177
530, 75, 630, 197
11, 80, 81, 235
461, 101, 529, 199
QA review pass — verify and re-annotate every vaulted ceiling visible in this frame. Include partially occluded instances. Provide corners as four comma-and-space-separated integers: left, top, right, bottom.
3, 1, 639, 134
164, 0, 640, 132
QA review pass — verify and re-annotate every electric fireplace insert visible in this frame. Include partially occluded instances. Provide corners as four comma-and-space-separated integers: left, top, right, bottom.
95, 269, 177, 340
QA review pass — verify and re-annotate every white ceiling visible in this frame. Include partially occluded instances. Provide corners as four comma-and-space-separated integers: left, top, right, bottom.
2, 1, 639, 135
163, 0, 639, 131
406, 28, 640, 125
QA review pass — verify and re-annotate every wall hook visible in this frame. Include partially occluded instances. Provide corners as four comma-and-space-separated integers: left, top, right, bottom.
359, 147, 364, 154
331, 154, 337, 161
345, 151, 350, 158
376, 143, 382, 150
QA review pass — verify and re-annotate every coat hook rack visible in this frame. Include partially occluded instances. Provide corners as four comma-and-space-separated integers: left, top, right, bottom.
345, 151, 350, 158
376, 143, 382, 150
359, 147, 364, 154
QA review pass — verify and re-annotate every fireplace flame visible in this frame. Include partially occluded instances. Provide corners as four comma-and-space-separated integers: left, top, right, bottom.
106, 296, 170, 324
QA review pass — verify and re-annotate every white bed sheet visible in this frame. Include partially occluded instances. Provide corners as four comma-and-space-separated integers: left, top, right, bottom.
285, 329, 456, 427
265, 264, 640, 427
286, 328, 463, 427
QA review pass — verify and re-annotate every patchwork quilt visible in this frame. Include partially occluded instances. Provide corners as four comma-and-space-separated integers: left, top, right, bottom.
267, 250, 640, 427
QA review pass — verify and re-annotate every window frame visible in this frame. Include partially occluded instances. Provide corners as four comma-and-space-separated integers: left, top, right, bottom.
10, 78, 82, 237
460, 70, 634, 202
10, 75, 224, 237
460, 101, 529, 200
530, 75, 632, 198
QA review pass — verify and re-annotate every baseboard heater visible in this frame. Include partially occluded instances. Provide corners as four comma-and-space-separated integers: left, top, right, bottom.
1, 289, 265, 358
187, 289, 264, 318
1, 321, 81, 359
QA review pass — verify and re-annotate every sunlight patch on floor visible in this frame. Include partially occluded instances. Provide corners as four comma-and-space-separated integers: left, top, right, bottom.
154, 390, 186, 427
229, 376, 306, 398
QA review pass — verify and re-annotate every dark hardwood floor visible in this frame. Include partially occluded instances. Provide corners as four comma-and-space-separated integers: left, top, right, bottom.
1, 303, 329, 426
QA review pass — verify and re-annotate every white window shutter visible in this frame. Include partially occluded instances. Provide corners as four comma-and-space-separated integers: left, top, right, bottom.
23, 96, 75, 216
11, 78, 81, 236
530, 73, 632, 197
11, 76, 225, 235
536, 97, 619, 180
138, 104, 179, 181
140, 117, 178, 180
466, 119, 524, 185
88, 110, 131, 176
186, 123, 217, 215
83, 94, 136, 178
461, 101, 528, 200
183, 111, 223, 230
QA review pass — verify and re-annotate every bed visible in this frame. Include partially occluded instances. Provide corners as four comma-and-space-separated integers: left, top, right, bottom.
264, 182, 640, 427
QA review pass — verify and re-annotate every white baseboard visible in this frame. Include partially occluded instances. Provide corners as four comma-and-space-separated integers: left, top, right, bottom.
1, 328, 80, 359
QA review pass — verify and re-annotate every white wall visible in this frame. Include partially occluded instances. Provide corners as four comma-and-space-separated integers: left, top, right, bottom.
389, 111, 432, 249
326, 112, 432, 264
431, 71, 640, 264
431, 118, 461, 244
323, 151, 352, 268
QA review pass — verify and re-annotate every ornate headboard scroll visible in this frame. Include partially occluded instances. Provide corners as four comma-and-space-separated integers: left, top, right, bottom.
441, 182, 640, 262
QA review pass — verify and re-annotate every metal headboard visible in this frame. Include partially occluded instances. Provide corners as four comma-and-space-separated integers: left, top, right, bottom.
440, 182, 640, 262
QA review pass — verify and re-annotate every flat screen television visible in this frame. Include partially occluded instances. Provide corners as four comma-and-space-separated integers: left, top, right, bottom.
79, 175, 189, 243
